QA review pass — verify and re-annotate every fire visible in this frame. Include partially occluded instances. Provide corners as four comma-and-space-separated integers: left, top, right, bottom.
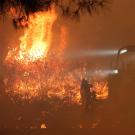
4, 7, 109, 105
41, 123, 47, 129
93, 81, 109, 100
6, 8, 57, 63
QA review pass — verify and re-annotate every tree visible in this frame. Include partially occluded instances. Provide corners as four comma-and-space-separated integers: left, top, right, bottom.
0, 0, 109, 28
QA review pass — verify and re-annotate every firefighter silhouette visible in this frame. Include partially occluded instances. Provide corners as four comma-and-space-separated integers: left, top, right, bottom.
81, 78, 96, 110
81, 78, 91, 110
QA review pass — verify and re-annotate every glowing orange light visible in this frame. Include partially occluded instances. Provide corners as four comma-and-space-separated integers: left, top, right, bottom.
4, 8, 109, 105
93, 81, 109, 100
6, 8, 57, 63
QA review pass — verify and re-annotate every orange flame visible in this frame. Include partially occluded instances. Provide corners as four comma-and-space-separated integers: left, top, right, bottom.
6, 8, 57, 63
4, 8, 109, 105
93, 81, 109, 100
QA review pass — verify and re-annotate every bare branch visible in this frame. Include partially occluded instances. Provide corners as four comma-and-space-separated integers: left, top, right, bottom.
0, 0, 110, 28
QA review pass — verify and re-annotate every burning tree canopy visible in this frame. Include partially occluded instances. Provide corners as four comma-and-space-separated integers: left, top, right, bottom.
0, 0, 109, 28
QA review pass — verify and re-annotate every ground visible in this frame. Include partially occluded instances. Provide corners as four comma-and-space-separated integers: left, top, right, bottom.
0, 69, 135, 130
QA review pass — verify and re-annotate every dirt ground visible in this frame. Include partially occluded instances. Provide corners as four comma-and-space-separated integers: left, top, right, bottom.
0, 69, 135, 130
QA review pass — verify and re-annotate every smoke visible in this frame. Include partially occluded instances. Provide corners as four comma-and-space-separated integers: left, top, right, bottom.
0, 0, 135, 80
0, 17, 22, 64
1, 0, 134, 81
0, 0, 135, 129
59, 0, 135, 72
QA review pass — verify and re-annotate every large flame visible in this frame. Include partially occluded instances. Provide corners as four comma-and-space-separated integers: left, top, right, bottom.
6, 9, 57, 63
4, 8, 109, 105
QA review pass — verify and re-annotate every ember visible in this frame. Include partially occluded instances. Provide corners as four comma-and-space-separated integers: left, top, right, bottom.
41, 123, 47, 129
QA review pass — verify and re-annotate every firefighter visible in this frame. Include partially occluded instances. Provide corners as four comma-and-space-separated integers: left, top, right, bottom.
80, 78, 91, 110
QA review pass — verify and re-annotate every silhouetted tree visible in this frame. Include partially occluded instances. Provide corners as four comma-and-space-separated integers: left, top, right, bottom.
0, 0, 109, 28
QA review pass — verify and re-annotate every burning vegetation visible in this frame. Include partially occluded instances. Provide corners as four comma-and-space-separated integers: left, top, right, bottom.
2, 4, 109, 106
4, 7, 82, 104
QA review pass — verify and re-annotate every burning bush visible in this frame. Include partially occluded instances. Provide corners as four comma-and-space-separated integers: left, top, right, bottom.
4, 7, 109, 105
